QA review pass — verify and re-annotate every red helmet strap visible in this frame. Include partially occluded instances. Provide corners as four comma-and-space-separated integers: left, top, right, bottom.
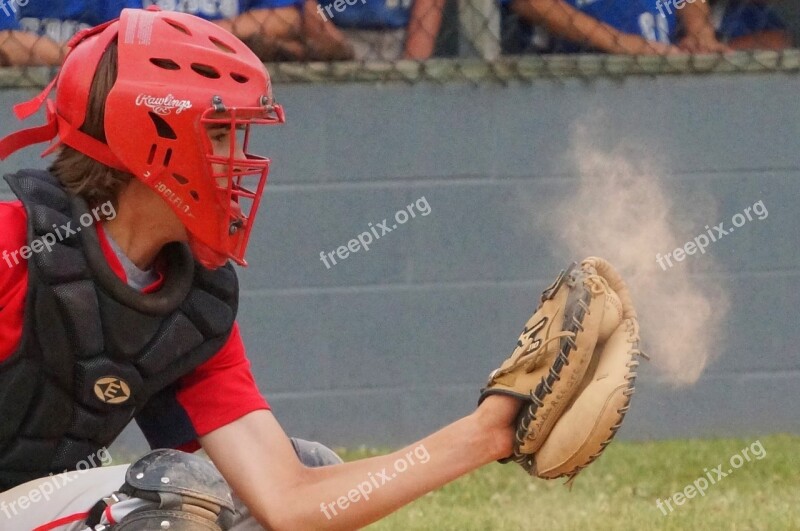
13, 76, 57, 121
0, 106, 57, 161
0, 19, 126, 171
0, 78, 57, 160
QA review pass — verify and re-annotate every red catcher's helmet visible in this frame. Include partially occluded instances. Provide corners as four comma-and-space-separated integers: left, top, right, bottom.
0, 7, 286, 269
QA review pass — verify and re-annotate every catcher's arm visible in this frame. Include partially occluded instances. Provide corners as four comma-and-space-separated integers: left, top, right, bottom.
203, 257, 642, 528
201, 400, 518, 530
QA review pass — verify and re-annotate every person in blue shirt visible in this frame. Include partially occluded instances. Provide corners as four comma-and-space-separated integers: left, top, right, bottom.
507, 0, 729, 55
311, 0, 445, 60
0, 2, 62, 65
17, 0, 137, 44
711, 0, 792, 50
142, 0, 355, 60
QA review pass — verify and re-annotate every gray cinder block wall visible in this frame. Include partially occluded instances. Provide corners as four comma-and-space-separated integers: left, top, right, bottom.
1, 73, 797, 458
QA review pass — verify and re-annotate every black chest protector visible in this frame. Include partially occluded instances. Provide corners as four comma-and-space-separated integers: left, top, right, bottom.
0, 171, 239, 491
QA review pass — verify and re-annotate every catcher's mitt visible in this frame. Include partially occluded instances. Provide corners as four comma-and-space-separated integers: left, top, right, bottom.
480, 257, 646, 482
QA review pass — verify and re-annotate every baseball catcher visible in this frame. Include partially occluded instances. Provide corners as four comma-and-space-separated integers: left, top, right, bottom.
0, 6, 645, 530
481, 256, 646, 483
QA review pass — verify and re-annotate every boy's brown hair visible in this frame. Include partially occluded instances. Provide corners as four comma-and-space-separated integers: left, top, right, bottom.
50, 40, 132, 210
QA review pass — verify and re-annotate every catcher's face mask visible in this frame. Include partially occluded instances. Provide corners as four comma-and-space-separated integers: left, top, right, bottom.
0, 7, 286, 270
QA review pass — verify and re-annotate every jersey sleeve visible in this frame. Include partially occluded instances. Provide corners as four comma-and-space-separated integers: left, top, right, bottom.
0, 201, 29, 363
135, 322, 270, 451
176, 323, 269, 435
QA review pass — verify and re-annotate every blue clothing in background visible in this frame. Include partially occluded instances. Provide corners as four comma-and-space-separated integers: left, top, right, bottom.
506, 0, 678, 54
0, 7, 19, 31
716, 0, 786, 40
141, 0, 302, 19
17, 1, 138, 42
318, 0, 413, 30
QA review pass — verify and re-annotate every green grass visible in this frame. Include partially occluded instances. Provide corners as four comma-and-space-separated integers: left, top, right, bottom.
338, 434, 800, 531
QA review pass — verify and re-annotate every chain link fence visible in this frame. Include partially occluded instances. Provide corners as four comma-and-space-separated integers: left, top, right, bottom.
0, 0, 797, 86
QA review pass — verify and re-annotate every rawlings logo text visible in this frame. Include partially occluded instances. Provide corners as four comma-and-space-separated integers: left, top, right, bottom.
135, 93, 193, 115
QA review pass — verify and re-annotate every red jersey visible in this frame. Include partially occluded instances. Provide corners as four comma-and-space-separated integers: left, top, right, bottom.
0, 200, 268, 452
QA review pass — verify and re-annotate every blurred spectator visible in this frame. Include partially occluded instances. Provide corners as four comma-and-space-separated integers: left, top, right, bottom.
0, 5, 63, 66
312, 0, 445, 60
710, 0, 792, 50
296, 0, 356, 60
142, 1, 353, 61
17, 1, 135, 48
506, 0, 729, 55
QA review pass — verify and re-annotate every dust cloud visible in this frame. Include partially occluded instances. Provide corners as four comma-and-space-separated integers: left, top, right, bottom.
538, 125, 729, 386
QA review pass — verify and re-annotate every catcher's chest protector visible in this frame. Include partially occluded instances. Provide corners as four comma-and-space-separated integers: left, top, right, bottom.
0, 171, 239, 492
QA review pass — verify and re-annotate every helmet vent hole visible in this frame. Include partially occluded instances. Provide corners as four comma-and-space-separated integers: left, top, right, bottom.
191, 63, 221, 79
172, 174, 189, 185
148, 112, 178, 140
164, 18, 192, 36
230, 73, 249, 84
209, 36, 235, 54
147, 144, 157, 165
190, 190, 200, 202
163, 148, 173, 167
150, 58, 180, 71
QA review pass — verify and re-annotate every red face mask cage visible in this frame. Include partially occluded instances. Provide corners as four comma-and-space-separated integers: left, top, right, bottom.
199, 100, 286, 266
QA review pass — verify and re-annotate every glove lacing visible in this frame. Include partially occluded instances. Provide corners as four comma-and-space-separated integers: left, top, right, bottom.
490, 331, 575, 382
584, 273, 610, 295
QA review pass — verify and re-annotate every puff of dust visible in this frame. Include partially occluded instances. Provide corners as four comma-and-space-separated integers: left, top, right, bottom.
538, 130, 729, 386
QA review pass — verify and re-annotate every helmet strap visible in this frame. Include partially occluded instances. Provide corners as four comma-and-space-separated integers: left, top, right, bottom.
0, 19, 127, 172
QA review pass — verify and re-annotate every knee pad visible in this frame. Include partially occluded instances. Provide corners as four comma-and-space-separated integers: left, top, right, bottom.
91, 449, 236, 530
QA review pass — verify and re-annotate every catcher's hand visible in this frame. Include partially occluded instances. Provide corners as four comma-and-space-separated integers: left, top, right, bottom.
480, 257, 646, 482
